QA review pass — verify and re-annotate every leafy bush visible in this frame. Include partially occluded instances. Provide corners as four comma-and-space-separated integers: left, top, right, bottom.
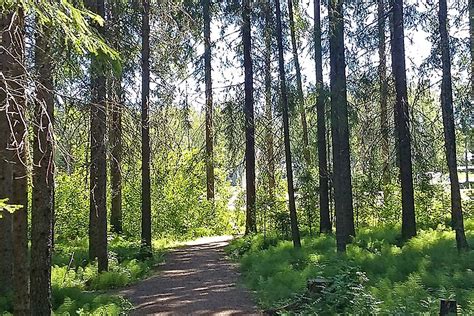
55, 171, 90, 241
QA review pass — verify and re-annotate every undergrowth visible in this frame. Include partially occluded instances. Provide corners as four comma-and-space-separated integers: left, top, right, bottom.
0, 235, 173, 315
228, 219, 474, 314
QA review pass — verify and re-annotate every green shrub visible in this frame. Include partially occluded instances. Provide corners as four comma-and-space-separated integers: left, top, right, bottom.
55, 171, 90, 241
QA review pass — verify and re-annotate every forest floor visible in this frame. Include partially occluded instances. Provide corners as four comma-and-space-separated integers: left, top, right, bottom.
226, 222, 474, 314
119, 236, 260, 315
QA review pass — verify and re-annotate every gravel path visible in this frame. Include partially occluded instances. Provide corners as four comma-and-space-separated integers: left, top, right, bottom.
120, 236, 259, 315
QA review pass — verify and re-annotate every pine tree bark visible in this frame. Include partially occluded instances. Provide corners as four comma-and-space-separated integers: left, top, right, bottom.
378, 0, 390, 185
438, 0, 469, 251
327, 118, 334, 223
4, 8, 30, 313
388, 2, 400, 170
203, 0, 215, 201
470, 0, 473, 108
109, 3, 123, 235
390, 0, 416, 240
141, 0, 152, 253
275, 0, 301, 248
30, 18, 54, 314
328, 0, 355, 252
313, 0, 331, 233
243, 0, 257, 235
0, 11, 14, 296
469, 0, 473, 189
264, 0, 275, 199
88, 0, 108, 272
110, 77, 122, 234
288, 0, 310, 165
466, 139, 470, 187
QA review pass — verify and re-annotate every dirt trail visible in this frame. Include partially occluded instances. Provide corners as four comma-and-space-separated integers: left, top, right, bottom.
120, 236, 259, 315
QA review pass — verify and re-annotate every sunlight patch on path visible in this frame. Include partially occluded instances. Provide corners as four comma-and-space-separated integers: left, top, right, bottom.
181, 235, 233, 246
120, 235, 259, 315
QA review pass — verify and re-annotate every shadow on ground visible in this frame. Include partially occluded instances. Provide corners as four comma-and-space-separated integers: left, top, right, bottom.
120, 236, 259, 315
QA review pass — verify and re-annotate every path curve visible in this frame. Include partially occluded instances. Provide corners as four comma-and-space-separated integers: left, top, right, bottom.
120, 236, 259, 315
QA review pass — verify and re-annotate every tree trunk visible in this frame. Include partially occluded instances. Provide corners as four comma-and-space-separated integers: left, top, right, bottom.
3, 8, 30, 313
378, 0, 390, 186
89, 0, 108, 272
466, 138, 470, 187
243, 0, 257, 235
0, 11, 14, 297
328, 115, 334, 225
439, 300, 457, 316
30, 17, 55, 314
438, 0, 469, 251
110, 77, 122, 234
264, 0, 275, 199
469, 0, 473, 190
390, 0, 416, 240
314, 0, 331, 233
203, 0, 215, 201
109, 3, 123, 235
470, 0, 473, 116
275, 0, 301, 248
141, 0, 152, 253
288, 0, 310, 165
328, 0, 355, 252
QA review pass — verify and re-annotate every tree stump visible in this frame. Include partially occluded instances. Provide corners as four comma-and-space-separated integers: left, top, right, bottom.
440, 300, 457, 315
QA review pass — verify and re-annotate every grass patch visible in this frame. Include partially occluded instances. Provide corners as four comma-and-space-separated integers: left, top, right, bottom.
228, 220, 474, 314
52, 287, 132, 315
0, 235, 175, 315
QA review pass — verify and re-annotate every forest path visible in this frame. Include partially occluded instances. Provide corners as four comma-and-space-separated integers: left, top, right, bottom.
120, 236, 259, 315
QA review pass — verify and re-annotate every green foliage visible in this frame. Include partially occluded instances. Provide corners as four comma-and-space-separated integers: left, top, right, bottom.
0, 292, 12, 314
227, 233, 280, 259
52, 235, 167, 288
52, 287, 132, 315
151, 148, 233, 239
53, 106, 235, 242
1, 236, 170, 314
351, 179, 463, 230
54, 171, 90, 241
54, 152, 234, 242
304, 266, 381, 315
254, 173, 294, 237
1, 0, 119, 59
229, 221, 474, 314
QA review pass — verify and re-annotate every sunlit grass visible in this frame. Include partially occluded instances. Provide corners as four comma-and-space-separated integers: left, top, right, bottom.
0, 235, 175, 315
228, 219, 474, 314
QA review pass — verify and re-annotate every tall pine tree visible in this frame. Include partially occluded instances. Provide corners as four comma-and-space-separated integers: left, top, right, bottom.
390, 0, 416, 240
438, 0, 469, 251
275, 0, 301, 248
88, 0, 108, 272
30, 13, 55, 313
328, 0, 355, 252
141, 0, 152, 254
243, 0, 257, 234
203, 0, 215, 201
314, 0, 331, 233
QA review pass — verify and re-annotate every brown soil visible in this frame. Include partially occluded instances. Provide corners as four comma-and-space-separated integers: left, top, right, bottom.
120, 236, 260, 315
